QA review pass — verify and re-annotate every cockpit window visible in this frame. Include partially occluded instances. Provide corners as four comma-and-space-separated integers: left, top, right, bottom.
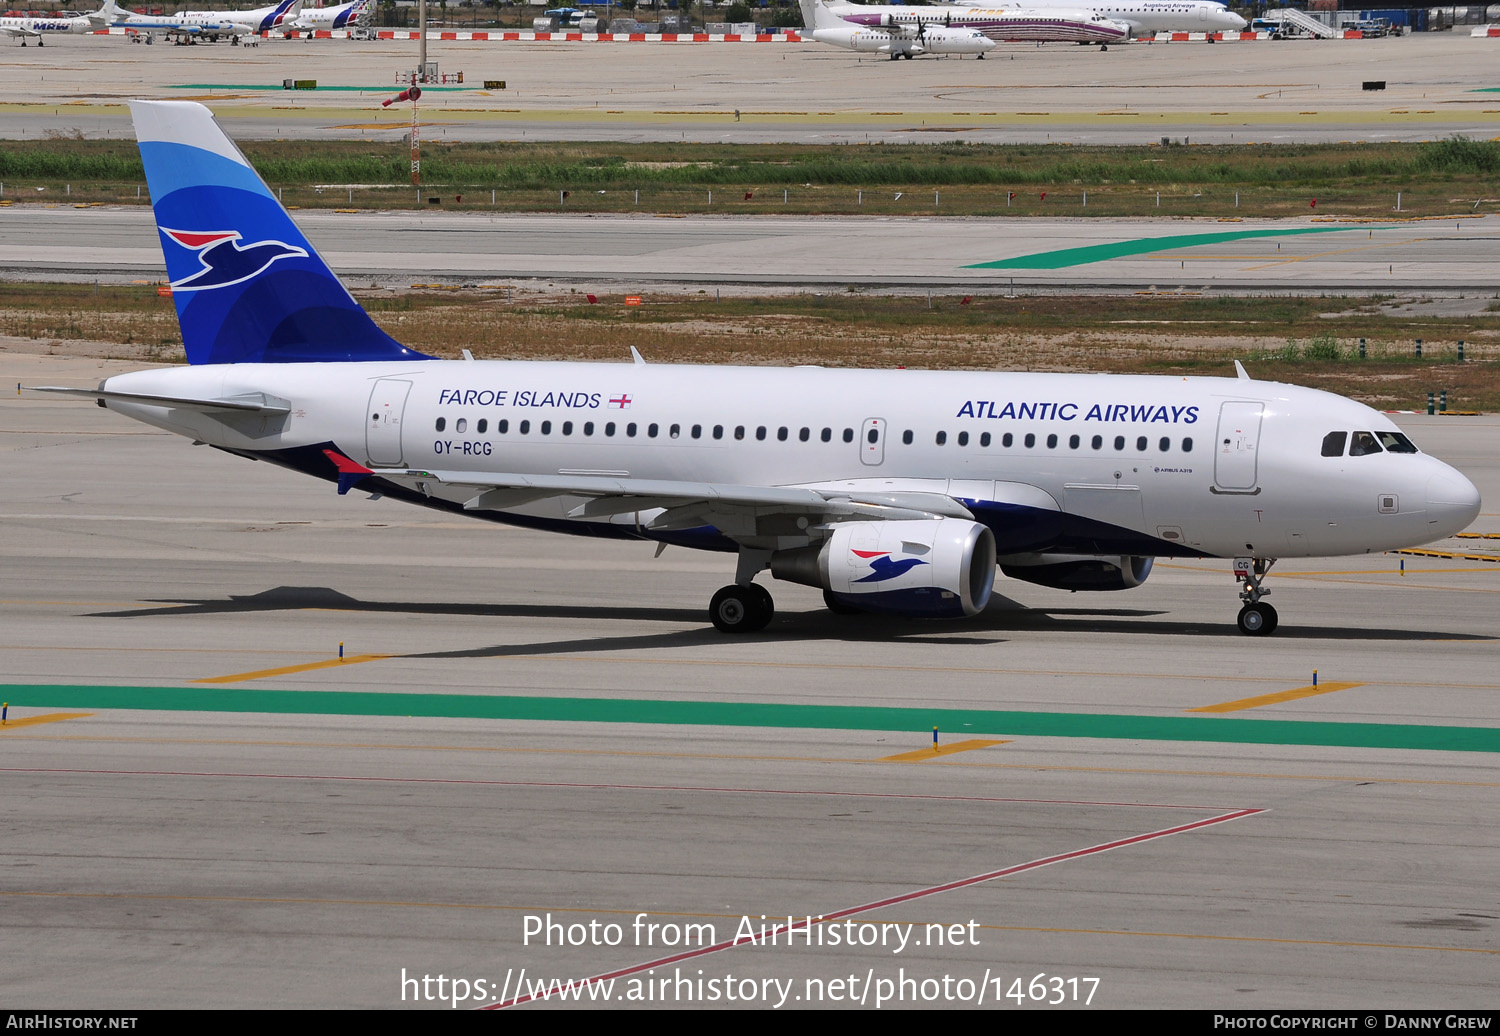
1321, 431, 1347, 457
1348, 431, 1383, 457
1375, 431, 1419, 454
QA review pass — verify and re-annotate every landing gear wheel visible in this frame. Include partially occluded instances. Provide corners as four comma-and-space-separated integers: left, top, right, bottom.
710, 584, 773, 634
823, 589, 862, 616
1237, 602, 1278, 636
745, 583, 774, 631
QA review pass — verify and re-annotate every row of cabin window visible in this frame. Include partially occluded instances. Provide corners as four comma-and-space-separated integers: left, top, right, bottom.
431, 416, 1194, 453
435, 417, 859, 442
908, 429, 1193, 453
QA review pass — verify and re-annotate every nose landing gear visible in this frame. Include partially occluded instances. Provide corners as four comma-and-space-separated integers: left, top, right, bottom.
1234, 556, 1278, 636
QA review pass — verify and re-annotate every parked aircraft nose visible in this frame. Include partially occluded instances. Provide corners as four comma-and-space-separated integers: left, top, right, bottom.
1229, 13, 1248, 29
1425, 467, 1481, 537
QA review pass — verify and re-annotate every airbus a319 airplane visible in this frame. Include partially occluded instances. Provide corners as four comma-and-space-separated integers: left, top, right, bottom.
28, 102, 1482, 636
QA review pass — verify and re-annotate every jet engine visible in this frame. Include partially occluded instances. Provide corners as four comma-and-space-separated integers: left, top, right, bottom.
999, 554, 1154, 592
772, 519, 996, 617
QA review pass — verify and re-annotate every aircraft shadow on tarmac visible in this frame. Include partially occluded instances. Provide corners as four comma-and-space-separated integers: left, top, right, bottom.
83, 585, 1495, 654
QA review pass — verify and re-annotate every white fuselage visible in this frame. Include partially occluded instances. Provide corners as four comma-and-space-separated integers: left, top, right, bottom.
111, 10, 249, 35
956, 0, 1247, 34
827, 3, 1131, 42
95, 361, 1479, 563
812, 21, 996, 55
0, 14, 96, 38
289, 0, 367, 31
178, 1, 297, 32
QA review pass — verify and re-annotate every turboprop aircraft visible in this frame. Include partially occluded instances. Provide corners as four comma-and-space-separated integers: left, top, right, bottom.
175, 0, 303, 33
801, 0, 996, 57
25, 101, 1482, 636
1, 3, 109, 44
99, 0, 266, 41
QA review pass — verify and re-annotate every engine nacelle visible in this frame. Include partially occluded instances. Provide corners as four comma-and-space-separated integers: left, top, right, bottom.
772, 519, 996, 618
1000, 554, 1154, 592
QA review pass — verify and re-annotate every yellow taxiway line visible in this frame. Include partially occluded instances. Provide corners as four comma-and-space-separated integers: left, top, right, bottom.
880, 739, 1010, 762
0, 712, 91, 730
194, 654, 391, 685
1188, 682, 1363, 714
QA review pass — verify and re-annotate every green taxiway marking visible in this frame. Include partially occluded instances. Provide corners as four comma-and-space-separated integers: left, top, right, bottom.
5, 685, 1498, 753
966, 225, 1385, 271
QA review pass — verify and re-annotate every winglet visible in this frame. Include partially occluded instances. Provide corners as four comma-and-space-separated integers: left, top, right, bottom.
1234, 360, 1249, 380
631, 346, 647, 366
323, 448, 374, 495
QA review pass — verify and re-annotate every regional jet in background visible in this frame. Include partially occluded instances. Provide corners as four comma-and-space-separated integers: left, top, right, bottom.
25, 101, 1481, 637
801, 0, 996, 57
809, 0, 1131, 47
954, 0, 1247, 35
1, 4, 109, 44
177, 0, 304, 33
287, 0, 370, 32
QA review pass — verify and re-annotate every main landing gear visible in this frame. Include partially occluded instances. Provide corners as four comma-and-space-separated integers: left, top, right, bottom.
1234, 556, 1278, 636
709, 583, 774, 633
709, 547, 775, 633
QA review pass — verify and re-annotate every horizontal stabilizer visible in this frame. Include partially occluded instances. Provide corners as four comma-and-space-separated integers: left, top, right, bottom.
23, 385, 291, 414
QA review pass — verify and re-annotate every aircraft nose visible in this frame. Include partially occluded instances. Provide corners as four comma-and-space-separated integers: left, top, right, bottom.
1231, 14, 1248, 29
1425, 468, 1481, 536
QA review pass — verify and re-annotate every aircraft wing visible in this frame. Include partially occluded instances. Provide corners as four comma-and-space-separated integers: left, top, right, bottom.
1, 24, 43, 37
366, 466, 974, 540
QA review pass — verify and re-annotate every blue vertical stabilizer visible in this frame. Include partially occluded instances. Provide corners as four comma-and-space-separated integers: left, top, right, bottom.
130, 100, 432, 365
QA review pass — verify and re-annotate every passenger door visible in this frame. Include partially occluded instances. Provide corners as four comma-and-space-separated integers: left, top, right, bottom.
366, 379, 412, 468
1213, 400, 1263, 492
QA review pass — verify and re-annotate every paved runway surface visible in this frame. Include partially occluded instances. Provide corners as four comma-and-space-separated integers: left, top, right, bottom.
1, 32, 1498, 145
6, 32, 1499, 295
3, 353, 1498, 1008
7, 205, 1499, 291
